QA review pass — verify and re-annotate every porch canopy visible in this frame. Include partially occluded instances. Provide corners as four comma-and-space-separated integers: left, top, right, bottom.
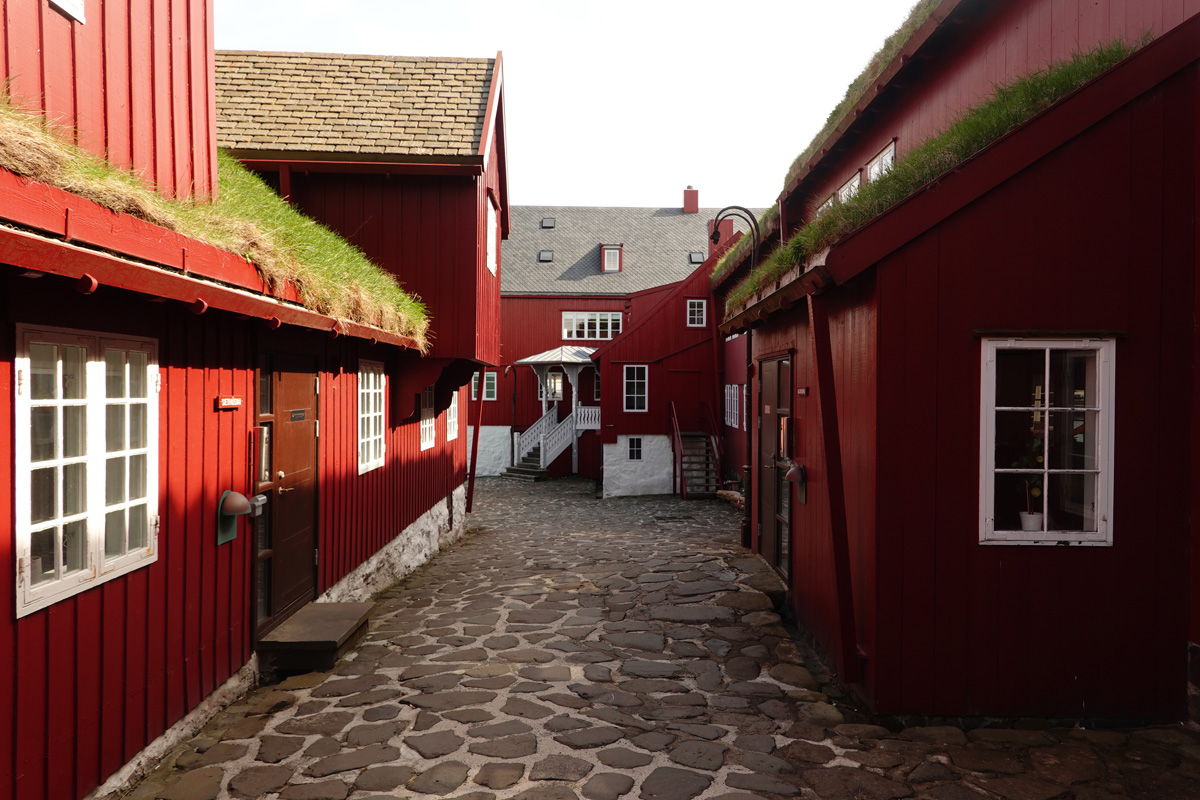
514, 345, 596, 413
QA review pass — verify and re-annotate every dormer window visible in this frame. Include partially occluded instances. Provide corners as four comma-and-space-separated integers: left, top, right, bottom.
601, 244, 622, 273
866, 140, 896, 182
838, 172, 861, 204
539, 250, 554, 263
541, 217, 556, 229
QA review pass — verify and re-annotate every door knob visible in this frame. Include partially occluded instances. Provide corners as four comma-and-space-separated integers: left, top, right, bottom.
277, 470, 285, 480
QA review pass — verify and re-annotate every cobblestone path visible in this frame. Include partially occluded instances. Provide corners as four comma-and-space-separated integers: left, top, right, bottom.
127, 478, 1200, 800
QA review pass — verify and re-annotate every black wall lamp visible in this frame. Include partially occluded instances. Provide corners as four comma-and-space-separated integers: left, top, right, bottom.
218, 490, 265, 544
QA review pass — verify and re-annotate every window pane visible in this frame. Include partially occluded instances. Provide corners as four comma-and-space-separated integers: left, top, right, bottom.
30, 527, 56, 585
995, 349, 1045, 407
1047, 411, 1098, 471
128, 505, 148, 550
107, 405, 126, 452
599, 317, 609, 338
106, 350, 126, 398
359, 440, 369, 465
612, 316, 621, 335
63, 520, 87, 574
994, 471, 1043, 531
62, 462, 87, 516
258, 363, 273, 415
1050, 350, 1097, 408
128, 351, 148, 398
62, 345, 87, 400
255, 503, 272, 552
106, 457, 127, 505
105, 510, 126, 558
129, 403, 147, 449
994, 411, 1043, 471
63, 405, 86, 459
31, 467, 56, 524
31, 407, 57, 462
1048, 472, 1097, 531
31, 343, 59, 400
130, 453, 147, 500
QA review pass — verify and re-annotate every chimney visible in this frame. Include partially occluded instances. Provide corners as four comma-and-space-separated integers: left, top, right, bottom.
683, 185, 699, 214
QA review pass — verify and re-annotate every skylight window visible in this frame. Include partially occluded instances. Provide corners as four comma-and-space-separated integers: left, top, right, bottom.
539, 250, 554, 263
541, 217, 556, 229
689, 252, 705, 264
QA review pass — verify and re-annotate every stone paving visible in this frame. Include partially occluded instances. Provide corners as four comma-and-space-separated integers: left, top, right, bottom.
124, 478, 1200, 800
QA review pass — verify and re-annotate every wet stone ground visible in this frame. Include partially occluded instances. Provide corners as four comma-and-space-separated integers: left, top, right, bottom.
126, 478, 1200, 800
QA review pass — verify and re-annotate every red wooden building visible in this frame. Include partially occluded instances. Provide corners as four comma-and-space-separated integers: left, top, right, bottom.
0, 5, 506, 799
713, 0, 1200, 719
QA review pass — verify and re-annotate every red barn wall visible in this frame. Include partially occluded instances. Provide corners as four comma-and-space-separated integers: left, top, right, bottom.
866, 65, 1195, 718
1, 0, 217, 200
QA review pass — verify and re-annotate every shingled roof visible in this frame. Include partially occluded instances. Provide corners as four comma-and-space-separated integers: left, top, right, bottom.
502, 206, 745, 296
214, 51, 494, 158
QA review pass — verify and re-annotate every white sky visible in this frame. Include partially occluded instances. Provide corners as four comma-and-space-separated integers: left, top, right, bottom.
214, 0, 917, 210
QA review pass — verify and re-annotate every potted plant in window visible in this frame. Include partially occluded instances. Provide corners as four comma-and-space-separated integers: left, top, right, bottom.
1013, 436, 1044, 531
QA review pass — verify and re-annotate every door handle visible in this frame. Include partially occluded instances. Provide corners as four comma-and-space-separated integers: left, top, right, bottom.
278, 486, 294, 495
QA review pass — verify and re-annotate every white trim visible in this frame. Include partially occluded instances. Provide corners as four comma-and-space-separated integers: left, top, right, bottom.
602, 245, 621, 272
979, 338, 1116, 546
562, 311, 622, 341
472, 371, 498, 401
838, 172, 861, 203
866, 140, 896, 182
628, 437, 643, 461
420, 386, 436, 451
686, 299, 707, 328
50, 0, 85, 23
486, 200, 499, 276
357, 360, 386, 475
623, 365, 648, 413
447, 392, 459, 442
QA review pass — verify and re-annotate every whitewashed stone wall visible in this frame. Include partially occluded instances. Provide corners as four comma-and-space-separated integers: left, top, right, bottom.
321, 483, 467, 603
466, 425, 512, 476
603, 435, 675, 497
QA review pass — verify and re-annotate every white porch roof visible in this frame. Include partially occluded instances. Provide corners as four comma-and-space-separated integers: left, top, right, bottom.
513, 345, 596, 366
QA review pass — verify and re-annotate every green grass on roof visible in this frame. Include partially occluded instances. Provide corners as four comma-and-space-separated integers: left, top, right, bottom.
0, 98, 428, 347
723, 39, 1140, 318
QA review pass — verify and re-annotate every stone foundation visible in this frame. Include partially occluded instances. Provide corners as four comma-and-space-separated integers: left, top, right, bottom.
602, 435, 675, 497
466, 425, 513, 476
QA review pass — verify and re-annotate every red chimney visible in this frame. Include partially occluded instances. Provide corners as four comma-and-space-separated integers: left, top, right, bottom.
683, 186, 699, 213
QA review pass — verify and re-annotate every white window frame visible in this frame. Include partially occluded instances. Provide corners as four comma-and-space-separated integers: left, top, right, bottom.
594, 369, 601, 402
838, 171, 861, 204
446, 391, 459, 442
562, 311, 623, 341
979, 338, 1115, 546
816, 195, 835, 217
686, 299, 707, 328
624, 365, 648, 413
472, 371, 497, 401
486, 199, 499, 275
866, 140, 896, 182
628, 437, 643, 461
50, 0, 86, 23
15, 325, 159, 618
538, 371, 564, 402
420, 386, 436, 451
602, 245, 622, 272
357, 360, 386, 474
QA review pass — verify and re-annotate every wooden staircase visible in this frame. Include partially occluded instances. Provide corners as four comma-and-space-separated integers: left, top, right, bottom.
680, 432, 720, 497
502, 445, 549, 481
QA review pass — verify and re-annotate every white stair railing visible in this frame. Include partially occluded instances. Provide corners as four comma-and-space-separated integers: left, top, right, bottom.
515, 405, 558, 462
576, 405, 601, 430
540, 411, 575, 468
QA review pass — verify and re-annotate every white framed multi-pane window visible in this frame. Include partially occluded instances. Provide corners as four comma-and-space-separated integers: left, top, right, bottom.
724, 384, 740, 429
838, 172, 861, 204
866, 140, 896, 182
979, 338, 1115, 545
486, 200, 499, 275
14, 326, 159, 617
420, 386, 436, 451
816, 195, 836, 217
686, 299, 707, 328
594, 369, 601, 402
446, 391, 459, 442
357, 361, 386, 474
562, 311, 622, 341
624, 365, 647, 412
601, 245, 622, 272
471, 371, 497, 401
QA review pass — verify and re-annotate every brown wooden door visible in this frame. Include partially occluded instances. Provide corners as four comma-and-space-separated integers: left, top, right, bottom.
255, 353, 318, 635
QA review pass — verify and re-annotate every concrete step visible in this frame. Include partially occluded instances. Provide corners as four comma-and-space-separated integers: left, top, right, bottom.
257, 602, 374, 679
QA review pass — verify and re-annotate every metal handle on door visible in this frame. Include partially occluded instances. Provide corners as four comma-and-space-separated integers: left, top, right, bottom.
277, 471, 293, 495
278, 486, 294, 495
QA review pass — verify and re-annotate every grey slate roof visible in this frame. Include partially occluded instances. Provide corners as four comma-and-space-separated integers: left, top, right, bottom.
502, 206, 745, 296
214, 51, 494, 157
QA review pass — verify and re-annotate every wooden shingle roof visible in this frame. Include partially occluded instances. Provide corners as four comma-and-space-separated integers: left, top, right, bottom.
214, 51, 494, 158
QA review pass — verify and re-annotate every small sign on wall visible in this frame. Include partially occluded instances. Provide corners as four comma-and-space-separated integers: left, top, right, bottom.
50, 0, 86, 23
215, 396, 243, 411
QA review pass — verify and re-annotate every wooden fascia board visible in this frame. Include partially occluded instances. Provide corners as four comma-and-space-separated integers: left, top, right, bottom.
235, 157, 483, 177
481, 51, 511, 237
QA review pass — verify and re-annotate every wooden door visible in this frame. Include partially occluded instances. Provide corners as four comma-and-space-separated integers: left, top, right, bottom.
255, 353, 318, 636
758, 357, 791, 578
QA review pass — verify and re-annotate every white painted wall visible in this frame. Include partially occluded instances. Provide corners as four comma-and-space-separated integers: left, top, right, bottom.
466, 425, 513, 476
603, 435, 675, 497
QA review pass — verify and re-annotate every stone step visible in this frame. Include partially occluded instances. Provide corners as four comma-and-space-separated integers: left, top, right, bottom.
256, 601, 374, 679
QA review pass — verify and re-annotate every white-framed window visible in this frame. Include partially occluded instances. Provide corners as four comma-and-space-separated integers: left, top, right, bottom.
979, 338, 1115, 546
594, 369, 601, 402
562, 311, 623, 341
446, 391, 459, 442
816, 195, 835, 217
624, 365, 647, 413
628, 437, 643, 461
686, 299, 706, 327
420, 386, 436, 451
838, 172, 861, 204
357, 360, 386, 474
486, 200, 499, 275
601, 244, 622, 272
15, 326, 159, 617
866, 140, 896, 182
472, 371, 497, 401
538, 371, 564, 401
743, 384, 748, 431
725, 384, 740, 429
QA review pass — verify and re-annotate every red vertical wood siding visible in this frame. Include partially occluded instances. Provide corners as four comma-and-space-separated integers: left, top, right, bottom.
0, 0, 216, 200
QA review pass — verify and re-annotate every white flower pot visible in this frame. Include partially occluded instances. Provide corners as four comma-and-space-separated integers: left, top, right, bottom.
1019, 511, 1044, 531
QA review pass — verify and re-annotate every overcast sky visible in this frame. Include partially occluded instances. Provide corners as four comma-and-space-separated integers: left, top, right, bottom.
214, 0, 917, 210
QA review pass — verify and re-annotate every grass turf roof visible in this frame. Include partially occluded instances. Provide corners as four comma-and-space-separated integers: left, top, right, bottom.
722, 39, 1140, 318
0, 98, 429, 348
